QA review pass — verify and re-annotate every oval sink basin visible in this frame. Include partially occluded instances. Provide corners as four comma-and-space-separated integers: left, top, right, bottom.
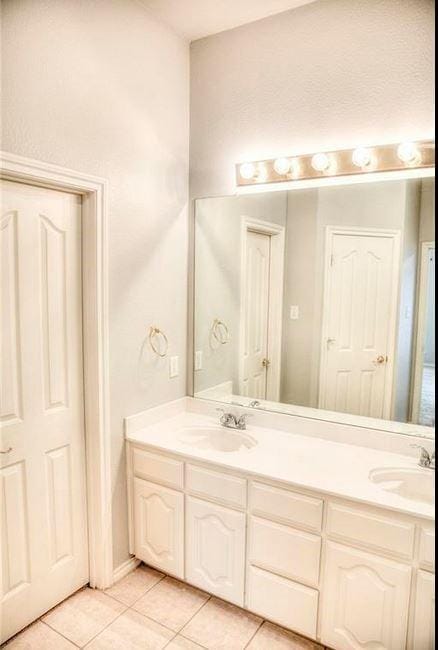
369, 467, 435, 505
178, 426, 257, 452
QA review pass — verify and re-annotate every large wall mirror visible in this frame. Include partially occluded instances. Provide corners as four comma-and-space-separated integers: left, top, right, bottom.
192, 176, 435, 437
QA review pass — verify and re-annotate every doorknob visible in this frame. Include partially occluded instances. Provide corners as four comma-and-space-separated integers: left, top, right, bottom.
0, 447, 12, 454
262, 358, 271, 368
375, 355, 387, 364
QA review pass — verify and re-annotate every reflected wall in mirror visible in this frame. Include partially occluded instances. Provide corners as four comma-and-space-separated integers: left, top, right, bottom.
193, 177, 435, 434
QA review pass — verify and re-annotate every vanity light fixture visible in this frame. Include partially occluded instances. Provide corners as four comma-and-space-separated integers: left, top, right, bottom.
236, 140, 435, 188
352, 146, 373, 168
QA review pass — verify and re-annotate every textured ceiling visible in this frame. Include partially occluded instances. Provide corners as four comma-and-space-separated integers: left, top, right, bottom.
139, 0, 317, 41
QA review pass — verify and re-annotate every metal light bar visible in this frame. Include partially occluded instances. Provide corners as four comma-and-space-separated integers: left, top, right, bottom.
235, 140, 435, 188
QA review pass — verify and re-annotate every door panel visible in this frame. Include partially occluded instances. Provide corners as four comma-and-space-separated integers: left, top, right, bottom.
321, 232, 398, 419
410, 570, 435, 649
186, 496, 246, 605
0, 181, 88, 643
134, 477, 184, 578
320, 542, 411, 649
241, 230, 271, 399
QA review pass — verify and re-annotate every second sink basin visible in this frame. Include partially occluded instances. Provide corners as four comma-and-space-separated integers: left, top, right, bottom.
369, 467, 435, 505
178, 426, 257, 452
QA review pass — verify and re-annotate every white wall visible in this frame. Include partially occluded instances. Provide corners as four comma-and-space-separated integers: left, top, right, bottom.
1, 0, 189, 569
190, 0, 434, 199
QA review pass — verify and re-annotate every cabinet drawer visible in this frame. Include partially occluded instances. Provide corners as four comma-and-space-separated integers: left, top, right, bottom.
186, 464, 246, 509
249, 516, 321, 587
132, 447, 183, 489
326, 502, 415, 559
247, 566, 318, 639
250, 481, 323, 532
419, 526, 435, 571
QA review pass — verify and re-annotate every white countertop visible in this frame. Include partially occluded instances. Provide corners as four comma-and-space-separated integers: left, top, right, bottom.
126, 411, 435, 520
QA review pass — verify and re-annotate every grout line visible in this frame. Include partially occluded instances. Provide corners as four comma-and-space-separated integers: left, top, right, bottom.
127, 571, 167, 609
243, 618, 264, 649
78, 605, 130, 648
39, 620, 82, 648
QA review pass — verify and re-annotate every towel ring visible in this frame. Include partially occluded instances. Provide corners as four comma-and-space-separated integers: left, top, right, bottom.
211, 319, 230, 345
148, 326, 169, 358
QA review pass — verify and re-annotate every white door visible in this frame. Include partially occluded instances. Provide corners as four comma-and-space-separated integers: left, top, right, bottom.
186, 496, 246, 606
241, 230, 271, 399
320, 230, 399, 419
1, 180, 88, 642
410, 570, 435, 650
320, 542, 412, 650
134, 478, 184, 578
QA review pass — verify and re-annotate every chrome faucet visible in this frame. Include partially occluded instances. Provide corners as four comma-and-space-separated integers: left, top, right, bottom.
411, 445, 435, 469
217, 409, 252, 430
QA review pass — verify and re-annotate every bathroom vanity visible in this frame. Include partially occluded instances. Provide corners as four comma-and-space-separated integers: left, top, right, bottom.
125, 402, 435, 650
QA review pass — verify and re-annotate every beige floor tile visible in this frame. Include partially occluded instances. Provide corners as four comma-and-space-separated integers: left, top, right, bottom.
85, 609, 174, 649
42, 587, 125, 646
132, 577, 209, 632
181, 597, 262, 649
105, 564, 164, 606
246, 621, 323, 649
3, 621, 77, 649
166, 636, 205, 649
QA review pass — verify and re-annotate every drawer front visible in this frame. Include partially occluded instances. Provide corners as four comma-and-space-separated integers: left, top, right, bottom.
419, 526, 435, 571
250, 481, 323, 532
247, 566, 318, 639
249, 516, 321, 587
132, 447, 184, 489
326, 502, 415, 559
186, 464, 247, 509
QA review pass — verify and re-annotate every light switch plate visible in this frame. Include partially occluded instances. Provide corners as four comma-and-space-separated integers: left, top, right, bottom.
169, 356, 179, 378
290, 305, 300, 320
195, 350, 203, 371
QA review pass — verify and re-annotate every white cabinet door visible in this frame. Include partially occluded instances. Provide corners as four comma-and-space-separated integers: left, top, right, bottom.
186, 496, 246, 605
410, 571, 435, 650
320, 542, 412, 650
134, 478, 184, 578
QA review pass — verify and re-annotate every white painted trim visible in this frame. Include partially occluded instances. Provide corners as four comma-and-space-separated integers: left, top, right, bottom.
411, 242, 435, 423
1, 151, 113, 589
112, 557, 141, 584
319, 226, 401, 420
238, 217, 285, 401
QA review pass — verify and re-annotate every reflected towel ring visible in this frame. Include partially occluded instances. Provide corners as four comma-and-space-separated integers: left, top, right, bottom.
148, 326, 169, 357
211, 318, 230, 345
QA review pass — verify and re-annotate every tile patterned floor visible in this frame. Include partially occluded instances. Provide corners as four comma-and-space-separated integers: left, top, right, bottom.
3, 564, 328, 649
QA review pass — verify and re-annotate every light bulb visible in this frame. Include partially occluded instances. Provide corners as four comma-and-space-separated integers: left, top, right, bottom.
397, 142, 420, 164
239, 162, 256, 180
352, 147, 372, 168
273, 157, 291, 175
311, 152, 330, 172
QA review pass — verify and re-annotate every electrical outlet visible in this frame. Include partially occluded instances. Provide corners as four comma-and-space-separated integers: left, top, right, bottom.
169, 356, 179, 378
195, 350, 203, 371
290, 305, 300, 320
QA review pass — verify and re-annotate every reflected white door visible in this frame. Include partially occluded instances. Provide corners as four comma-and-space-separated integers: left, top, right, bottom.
319, 230, 399, 419
241, 230, 271, 399
1, 180, 88, 642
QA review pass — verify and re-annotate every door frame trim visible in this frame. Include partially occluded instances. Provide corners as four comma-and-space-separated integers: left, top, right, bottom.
1, 151, 113, 589
239, 217, 285, 401
319, 225, 401, 419
411, 241, 435, 423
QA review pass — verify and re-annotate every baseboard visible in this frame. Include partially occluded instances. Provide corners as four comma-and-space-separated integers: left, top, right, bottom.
112, 556, 141, 584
